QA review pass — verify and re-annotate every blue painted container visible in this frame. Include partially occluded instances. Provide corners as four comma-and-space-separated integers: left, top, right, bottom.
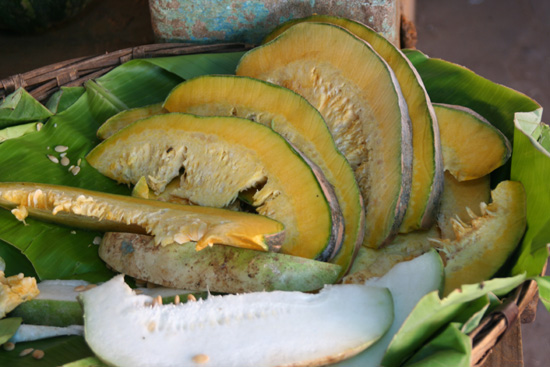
149, 0, 400, 46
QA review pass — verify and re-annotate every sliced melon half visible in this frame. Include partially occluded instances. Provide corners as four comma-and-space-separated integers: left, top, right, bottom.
86, 113, 343, 261
0, 182, 284, 252
163, 75, 364, 275
437, 172, 491, 240
80, 274, 394, 367
237, 22, 413, 249
434, 180, 526, 295
434, 103, 511, 181
264, 15, 444, 233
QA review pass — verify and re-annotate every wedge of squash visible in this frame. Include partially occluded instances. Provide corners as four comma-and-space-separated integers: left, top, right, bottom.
163, 75, 364, 275
436, 172, 491, 240
86, 113, 343, 261
0, 182, 284, 252
264, 16, 444, 233
237, 22, 413, 249
434, 103, 511, 181
97, 103, 166, 140
434, 180, 526, 295
99, 232, 342, 293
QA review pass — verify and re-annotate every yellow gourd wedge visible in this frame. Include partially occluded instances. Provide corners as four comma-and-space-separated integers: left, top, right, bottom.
264, 15, 444, 233
237, 22, 413, 249
436, 172, 491, 240
434, 103, 512, 181
86, 113, 344, 261
433, 181, 526, 295
0, 182, 285, 252
163, 75, 364, 275
97, 103, 166, 140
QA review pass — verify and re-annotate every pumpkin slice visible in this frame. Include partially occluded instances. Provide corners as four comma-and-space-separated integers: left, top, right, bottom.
99, 232, 342, 293
437, 172, 491, 240
97, 103, 166, 140
0, 182, 284, 252
264, 15, 444, 233
434, 103, 512, 181
237, 22, 413, 249
432, 180, 526, 295
163, 75, 364, 275
80, 274, 393, 367
86, 113, 343, 261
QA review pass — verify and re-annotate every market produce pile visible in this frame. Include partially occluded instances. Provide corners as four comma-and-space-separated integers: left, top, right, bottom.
0, 15, 549, 367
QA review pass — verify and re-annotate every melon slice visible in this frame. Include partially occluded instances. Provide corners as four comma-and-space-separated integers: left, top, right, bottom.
86, 113, 343, 261
0, 182, 284, 252
163, 75, 364, 275
434, 103, 511, 181
99, 232, 342, 293
264, 15, 444, 233
434, 180, 526, 295
437, 172, 491, 240
236, 22, 413, 249
80, 275, 393, 367
339, 250, 443, 367
97, 103, 166, 140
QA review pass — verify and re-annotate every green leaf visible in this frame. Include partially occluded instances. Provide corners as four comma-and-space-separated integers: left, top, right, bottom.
382, 274, 526, 366
0, 318, 22, 344
0, 240, 37, 278
46, 87, 86, 114
511, 113, 550, 277
61, 356, 109, 367
0, 122, 38, 143
0, 336, 93, 367
534, 276, 550, 312
403, 323, 471, 367
0, 88, 52, 128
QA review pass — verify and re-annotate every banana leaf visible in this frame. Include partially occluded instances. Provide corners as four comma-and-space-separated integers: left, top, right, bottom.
46, 87, 85, 114
0, 335, 93, 367
0, 88, 52, 128
0, 122, 39, 143
0, 317, 22, 345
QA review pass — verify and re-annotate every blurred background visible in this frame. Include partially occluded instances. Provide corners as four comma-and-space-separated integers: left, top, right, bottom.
1, 0, 548, 365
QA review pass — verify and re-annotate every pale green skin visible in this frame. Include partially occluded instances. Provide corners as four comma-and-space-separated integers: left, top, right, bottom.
99, 232, 342, 293
10, 280, 204, 327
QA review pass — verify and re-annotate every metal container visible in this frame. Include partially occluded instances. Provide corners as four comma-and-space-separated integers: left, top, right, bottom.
149, 0, 400, 46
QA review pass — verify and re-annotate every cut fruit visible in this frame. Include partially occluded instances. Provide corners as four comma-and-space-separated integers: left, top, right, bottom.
237, 22, 413, 249
433, 181, 526, 295
264, 15, 444, 233
9, 279, 203, 327
339, 250, 443, 367
163, 75, 364, 275
99, 232, 342, 293
0, 182, 285, 252
80, 274, 394, 367
86, 113, 343, 261
343, 226, 439, 284
437, 172, 491, 240
97, 103, 166, 140
434, 103, 512, 181
0, 270, 39, 319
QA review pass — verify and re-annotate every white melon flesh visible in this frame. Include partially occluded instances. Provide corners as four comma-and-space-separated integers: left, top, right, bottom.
80, 275, 393, 367
339, 250, 443, 367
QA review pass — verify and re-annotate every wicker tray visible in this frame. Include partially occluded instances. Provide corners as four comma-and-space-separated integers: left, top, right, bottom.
0, 43, 541, 367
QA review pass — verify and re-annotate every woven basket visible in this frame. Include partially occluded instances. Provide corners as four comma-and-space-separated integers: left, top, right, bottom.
0, 43, 541, 367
